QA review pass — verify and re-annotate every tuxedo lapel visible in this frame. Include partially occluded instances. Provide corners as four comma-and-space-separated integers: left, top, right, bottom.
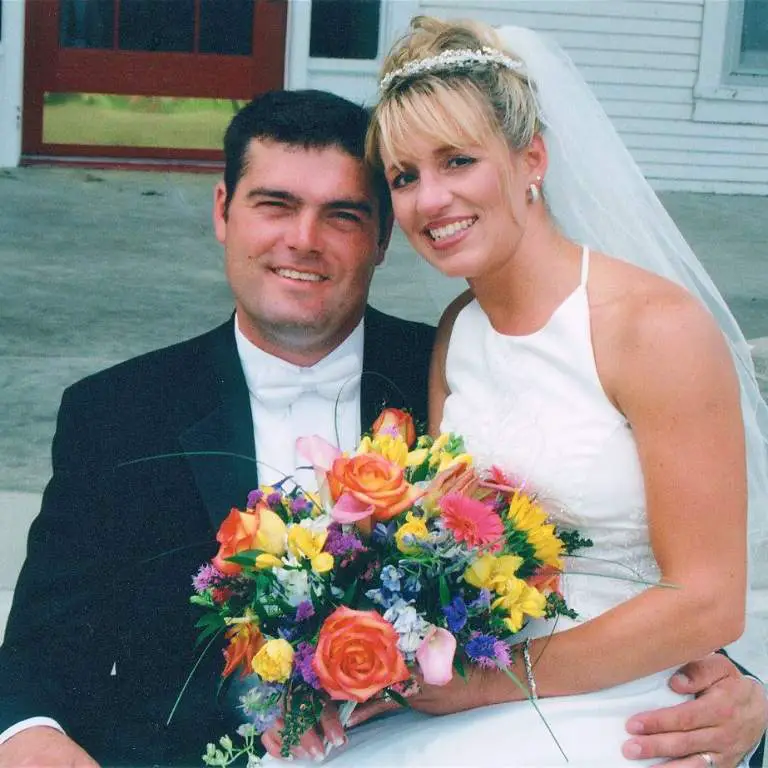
179, 319, 258, 531
361, 306, 432, 431
361, 308, 395, 430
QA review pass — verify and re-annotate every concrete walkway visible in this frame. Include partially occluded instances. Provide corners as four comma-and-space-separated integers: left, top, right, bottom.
1, 167, 767, 672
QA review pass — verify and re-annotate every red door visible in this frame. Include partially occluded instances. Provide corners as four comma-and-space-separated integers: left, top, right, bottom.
23, 0, 288, 163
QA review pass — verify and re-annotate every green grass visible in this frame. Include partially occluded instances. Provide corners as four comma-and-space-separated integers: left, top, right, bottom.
43, 96, 244, 149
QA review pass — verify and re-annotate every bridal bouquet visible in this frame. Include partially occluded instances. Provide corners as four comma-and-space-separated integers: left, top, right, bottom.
191, 409, 589, 766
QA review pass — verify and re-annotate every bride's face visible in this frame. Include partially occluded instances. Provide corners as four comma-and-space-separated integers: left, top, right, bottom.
381, 128, 531, 280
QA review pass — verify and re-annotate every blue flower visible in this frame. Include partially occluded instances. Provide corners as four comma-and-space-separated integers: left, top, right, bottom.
465, 632, 498, 667
365, 585, 399, 609
402, 573, 422, 600
442, 596, 468, 633
380, 564, 402, 593
372, 521, 396, 545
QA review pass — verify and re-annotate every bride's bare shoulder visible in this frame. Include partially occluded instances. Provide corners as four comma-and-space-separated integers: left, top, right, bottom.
588, 251, 733, 402
589, 251, 714, 334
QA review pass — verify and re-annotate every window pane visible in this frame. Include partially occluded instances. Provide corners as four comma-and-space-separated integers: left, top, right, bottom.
199, 0, 254, 55
43, 92, 246, 149
59, 0, 114, 49
740, 0, 768, 70
118, 0, 194, 53
310, 0, 380, 60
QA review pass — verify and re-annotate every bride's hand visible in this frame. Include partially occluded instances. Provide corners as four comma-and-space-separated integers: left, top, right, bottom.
261, 704, 347, 762
348, 666, 499, 727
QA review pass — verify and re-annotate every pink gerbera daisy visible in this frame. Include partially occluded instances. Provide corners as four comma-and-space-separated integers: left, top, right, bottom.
439, 493, 504, 550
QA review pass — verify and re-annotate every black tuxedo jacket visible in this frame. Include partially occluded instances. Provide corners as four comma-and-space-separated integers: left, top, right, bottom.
0, 308, 435, 766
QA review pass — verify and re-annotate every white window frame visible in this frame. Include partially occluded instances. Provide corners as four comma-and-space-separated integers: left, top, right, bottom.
694, 0, 768, 124
285, 0, 418, 102
0, 0, 25, 167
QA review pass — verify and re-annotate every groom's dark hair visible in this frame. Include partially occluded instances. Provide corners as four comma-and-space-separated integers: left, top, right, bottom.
222, 89, 391, 237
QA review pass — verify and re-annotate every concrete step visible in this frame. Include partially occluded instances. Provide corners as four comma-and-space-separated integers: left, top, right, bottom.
0, 589, 12, 642
0, 492, 39, 590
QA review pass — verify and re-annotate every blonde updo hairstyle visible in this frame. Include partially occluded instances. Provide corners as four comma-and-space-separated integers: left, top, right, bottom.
366, 16, 541, 177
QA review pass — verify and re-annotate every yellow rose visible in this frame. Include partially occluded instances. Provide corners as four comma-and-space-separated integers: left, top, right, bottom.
251, 638, 294, 682
395, 512, 430, 554
255, 508, 288, 556
311, 552, 334, 573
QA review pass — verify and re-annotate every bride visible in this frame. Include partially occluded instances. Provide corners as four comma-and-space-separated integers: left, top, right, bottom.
265, 16, 768, 767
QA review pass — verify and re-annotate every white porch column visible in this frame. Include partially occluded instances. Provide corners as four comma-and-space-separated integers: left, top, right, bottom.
0, 0, 25, 168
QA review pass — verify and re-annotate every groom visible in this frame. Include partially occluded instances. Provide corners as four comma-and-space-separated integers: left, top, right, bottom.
0, 90, 765, 768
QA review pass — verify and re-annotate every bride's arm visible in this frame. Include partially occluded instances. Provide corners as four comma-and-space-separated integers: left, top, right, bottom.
427, 290, 473, 435
482, 288, 747, 702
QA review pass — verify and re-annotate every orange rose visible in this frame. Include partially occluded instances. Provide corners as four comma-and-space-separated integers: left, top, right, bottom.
312, 607, 409, 702
212, 502, 287, 575
329, 453, 423, 523
222, 622, 265, 679
213, 507, 259, 575
372, 408, 416, 447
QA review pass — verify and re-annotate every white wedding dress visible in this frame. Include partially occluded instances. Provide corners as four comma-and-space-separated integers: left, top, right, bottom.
319, 247, 689, 767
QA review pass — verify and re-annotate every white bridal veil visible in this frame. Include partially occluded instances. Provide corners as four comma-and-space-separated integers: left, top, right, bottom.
419, 25, 768, 675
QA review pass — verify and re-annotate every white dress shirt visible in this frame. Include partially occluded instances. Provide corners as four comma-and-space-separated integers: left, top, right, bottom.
235, 316, 363, 494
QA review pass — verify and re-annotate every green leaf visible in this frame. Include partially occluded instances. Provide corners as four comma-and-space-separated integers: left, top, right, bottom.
438, 574, 450, 606
195, 613, 225, 630
385, 688, 412, 710
224, 550, 263, 567
453, 654, 466, 679
342, 578, 359, 605
195, 622, 225, 648
190, 594, 214, 607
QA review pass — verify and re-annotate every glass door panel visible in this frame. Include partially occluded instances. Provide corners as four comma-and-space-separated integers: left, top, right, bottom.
24, 0, 286, 161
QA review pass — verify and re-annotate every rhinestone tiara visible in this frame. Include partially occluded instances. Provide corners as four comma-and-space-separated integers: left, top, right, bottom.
379, 46, 522, 92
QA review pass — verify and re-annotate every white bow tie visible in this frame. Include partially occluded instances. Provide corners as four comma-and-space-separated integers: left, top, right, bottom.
252, 353, 361, 409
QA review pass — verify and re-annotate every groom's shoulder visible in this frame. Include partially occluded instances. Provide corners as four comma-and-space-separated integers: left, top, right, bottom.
365, 306, 436, 356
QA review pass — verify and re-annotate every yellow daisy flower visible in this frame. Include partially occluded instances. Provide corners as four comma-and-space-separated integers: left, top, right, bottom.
507, 492, 564, 567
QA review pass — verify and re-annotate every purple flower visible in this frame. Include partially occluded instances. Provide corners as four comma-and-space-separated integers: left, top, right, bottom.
470, 589, 492, 611
295, 600, 315, 622
442, 596, 468, 633
239, 679, 284, 732
266, 492, 282, 509
290, 496, 311, 515
465, 632, 498, 668
493, 639, 512, 668
192, 563, 224, 593
247, 489, 264, 508
294, 642, 321, 689
324, 524, 366, 556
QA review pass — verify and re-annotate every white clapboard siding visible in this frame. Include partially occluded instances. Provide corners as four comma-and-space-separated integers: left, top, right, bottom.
414, 0, 768, 193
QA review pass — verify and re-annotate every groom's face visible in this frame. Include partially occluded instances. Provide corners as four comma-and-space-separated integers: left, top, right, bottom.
214, 139, 386, 365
